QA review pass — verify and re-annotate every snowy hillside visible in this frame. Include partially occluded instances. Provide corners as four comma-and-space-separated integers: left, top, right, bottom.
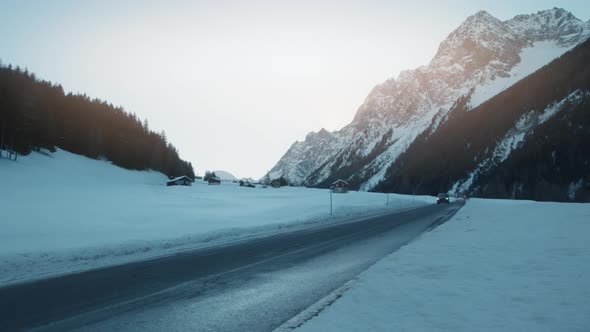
468, 40, 577, 108
294, 199, 590, 331
0, 150, 429, 286
268, 8, 590, 190
212, 170, 238, 181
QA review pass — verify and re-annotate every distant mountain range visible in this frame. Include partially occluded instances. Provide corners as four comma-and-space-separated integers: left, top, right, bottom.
268, 8, 590, 202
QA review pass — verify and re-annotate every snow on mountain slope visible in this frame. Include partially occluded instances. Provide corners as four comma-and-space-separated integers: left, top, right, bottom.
269, 128, 338, 181
212, 170, 238, 181
295, 199, 590, 332
0, 149, 429, 286
507, 8, 590, 45
469, 40, 576, 108
268, 8, 590, 190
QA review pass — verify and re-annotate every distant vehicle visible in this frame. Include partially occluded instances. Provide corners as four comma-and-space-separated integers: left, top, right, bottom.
437, 193, 450, 204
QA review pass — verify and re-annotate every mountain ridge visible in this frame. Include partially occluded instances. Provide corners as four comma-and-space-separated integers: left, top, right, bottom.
374, 38, 590, 201
268, 8, 590, 192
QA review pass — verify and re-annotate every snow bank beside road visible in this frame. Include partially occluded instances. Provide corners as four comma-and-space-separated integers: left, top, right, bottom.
296, 199, 590, 332
0, 150, 429, 286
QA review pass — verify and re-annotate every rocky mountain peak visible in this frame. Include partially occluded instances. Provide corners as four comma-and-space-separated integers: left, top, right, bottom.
305, 128, 333, 141
467, 10, 502, 26
522, 7, 575, 21
431, 10, 517, 69
506, 8, 588, 46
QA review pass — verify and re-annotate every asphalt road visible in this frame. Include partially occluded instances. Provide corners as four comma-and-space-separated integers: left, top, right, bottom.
0, 201, 462, 332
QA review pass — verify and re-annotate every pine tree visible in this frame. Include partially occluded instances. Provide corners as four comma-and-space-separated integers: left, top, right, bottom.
0, 62, 195, 178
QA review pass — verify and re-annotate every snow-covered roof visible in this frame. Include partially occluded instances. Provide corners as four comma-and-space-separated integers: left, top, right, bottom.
332, 179, 349, 185
168, 175, 191, 182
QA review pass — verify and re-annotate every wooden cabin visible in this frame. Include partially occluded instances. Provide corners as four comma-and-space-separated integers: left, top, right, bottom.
167, 175, 193, 186
331, 179, 349, 193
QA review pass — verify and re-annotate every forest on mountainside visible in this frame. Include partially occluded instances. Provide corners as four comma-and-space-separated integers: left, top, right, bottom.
0, 63, 194, 179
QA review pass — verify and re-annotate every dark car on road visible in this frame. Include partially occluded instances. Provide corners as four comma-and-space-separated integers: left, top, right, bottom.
437, 193, 450, 204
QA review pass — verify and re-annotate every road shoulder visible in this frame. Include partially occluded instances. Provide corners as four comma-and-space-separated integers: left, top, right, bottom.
293, 199, 590, 332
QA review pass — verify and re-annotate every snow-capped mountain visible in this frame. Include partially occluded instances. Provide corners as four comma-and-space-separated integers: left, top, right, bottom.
268, 8, 590, 191
373, 37, 590, 201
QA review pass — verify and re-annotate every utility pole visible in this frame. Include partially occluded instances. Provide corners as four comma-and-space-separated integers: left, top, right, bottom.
330, 189, 333, 215
386, 193, 389, 206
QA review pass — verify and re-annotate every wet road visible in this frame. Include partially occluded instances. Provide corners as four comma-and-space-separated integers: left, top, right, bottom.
0, 202, 462, 331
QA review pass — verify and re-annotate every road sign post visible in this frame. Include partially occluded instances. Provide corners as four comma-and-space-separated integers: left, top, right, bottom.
330, 189, 333, 215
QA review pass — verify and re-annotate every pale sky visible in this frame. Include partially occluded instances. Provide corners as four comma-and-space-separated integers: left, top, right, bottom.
1, 1, 588, 178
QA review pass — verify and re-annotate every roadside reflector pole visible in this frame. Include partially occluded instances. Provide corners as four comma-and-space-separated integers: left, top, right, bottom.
330, 189, 333, 215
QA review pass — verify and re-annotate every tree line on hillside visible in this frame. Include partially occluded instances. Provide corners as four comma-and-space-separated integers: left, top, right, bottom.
471, 93, 590, 201
203, 171, 217, 181
373, 38, 590, 202
0, 62, 194, 179
259, 173, 291, 187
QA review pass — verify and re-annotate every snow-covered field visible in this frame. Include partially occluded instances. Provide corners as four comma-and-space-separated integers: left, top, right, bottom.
0, 150, 429, 286
295, 199, 590, 332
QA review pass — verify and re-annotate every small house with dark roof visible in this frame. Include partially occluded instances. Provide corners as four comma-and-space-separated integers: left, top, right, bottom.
208, 177, 221, 185
167, 175, 193, 186
331, 179, 349, 193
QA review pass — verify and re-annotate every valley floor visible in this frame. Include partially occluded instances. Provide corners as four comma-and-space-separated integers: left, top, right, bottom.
295, 199, 590, 332
0, 150, 429, 286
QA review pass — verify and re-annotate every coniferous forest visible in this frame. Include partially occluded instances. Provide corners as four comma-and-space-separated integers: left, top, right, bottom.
0, 63, 195, 179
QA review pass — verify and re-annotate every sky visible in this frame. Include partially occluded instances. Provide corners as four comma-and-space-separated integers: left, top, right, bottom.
1, 1, 588, 178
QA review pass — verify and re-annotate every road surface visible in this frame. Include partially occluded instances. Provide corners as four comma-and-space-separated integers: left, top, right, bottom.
0, 202, 462, 331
